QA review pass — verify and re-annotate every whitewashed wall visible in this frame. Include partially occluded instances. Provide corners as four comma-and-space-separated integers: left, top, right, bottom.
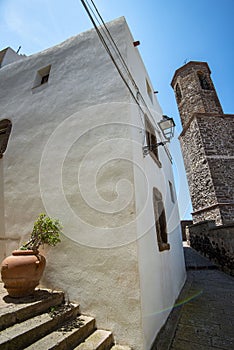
0, 17, 185, 349
125, 23, 186, 349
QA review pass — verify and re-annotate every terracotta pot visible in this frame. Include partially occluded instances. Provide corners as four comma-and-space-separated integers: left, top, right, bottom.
1, 250, 46, 298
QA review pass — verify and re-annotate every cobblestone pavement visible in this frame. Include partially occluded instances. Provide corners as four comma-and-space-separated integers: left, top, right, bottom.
171, 245, 234, 350
153, 243, 234, 350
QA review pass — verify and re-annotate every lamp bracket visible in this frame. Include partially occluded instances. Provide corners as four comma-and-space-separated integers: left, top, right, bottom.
142, 141, 169, 156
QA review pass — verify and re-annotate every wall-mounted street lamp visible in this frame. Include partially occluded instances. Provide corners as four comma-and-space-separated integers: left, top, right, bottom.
143, 115, 175, 156
158, 115, 175, 141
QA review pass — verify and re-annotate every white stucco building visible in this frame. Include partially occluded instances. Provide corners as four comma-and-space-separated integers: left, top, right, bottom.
0, 17, 185, 349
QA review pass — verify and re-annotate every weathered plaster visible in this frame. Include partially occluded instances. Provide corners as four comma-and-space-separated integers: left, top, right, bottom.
0, 17, 185, 349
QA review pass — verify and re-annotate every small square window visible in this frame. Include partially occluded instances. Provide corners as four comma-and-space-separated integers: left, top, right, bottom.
33, 65, 51, 88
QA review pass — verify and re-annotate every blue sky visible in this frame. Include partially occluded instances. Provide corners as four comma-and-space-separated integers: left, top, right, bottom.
1, 0, 233, 219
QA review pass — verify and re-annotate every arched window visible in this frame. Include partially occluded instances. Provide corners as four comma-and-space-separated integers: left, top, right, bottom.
0, 119, 12, 158
153, 187, 170, 252
197, 71, 211, 90
175, 83, 182, 103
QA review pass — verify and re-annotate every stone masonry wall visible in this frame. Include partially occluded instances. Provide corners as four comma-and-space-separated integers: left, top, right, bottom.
179, 117, 218, 215
197, 114, 234, 157
171, 62, 223, 128
180, 113, 234, 224
188, 220, 234, 276
191, 207, 223, 225
196, 114, 234, 224
172, 61, 234, 276
172, 62, 233, 225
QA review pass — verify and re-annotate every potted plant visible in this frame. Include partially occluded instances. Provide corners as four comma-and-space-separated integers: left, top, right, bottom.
1, 213, 62, 298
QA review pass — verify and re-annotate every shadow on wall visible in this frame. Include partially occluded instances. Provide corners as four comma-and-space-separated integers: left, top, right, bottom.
187, 220, 234, 276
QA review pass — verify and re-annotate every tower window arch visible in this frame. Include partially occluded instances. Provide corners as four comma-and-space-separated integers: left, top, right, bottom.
153, 187, 170, 252
0, 119, 12, 158
197, 71, 211, 90
175, 83, 182, 103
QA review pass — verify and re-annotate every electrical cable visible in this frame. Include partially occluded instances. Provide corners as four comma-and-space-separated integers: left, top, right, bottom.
80, 0, 138, 103
89, 0, 139, 92
80, 0, 172, 161
80, 0, 158, 129
88, 0, 163, 133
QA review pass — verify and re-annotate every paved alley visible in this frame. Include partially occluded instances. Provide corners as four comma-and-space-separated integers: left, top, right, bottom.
154, 244, 234, 350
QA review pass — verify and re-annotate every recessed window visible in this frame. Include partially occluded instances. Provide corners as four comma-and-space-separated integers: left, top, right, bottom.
33, 65, 51, 88
146, 79, 153, 103
153, 187, 170, 252
197, 71, 211, 90
0, 119, 12, 158
41, 74, 49, 85
169, 180, 175, 203
145, 115, 161, 166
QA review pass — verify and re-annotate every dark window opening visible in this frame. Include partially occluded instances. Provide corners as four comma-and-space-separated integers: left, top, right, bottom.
0, 119, 12, 158
41, 74, 49, 85
197, 71, 211, 90
145, 115, 161, 165
153, 187, 170, 252
175, 83, 182, 103
33, 65, 51, 88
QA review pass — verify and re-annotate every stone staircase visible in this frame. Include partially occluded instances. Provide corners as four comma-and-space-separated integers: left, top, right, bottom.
0, 286, 131, 350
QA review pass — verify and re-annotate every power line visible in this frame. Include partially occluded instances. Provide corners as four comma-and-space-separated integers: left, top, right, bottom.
80, 0, 157, 126
89, 0, 139, 92
86, 0, 159, 132
80, 0, 172, 161
80, 1, 139, 103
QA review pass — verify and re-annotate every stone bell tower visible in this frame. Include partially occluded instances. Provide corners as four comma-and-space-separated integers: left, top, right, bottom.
171, 61, 234, 225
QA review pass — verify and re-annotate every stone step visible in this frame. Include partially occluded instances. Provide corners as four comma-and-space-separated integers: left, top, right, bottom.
24, 315, 96, 350
111, 346, 132, 350
74, 329, 114, 349
0, 284, 131, 350
0, 288, 64, 331
0, 302, 80, 350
